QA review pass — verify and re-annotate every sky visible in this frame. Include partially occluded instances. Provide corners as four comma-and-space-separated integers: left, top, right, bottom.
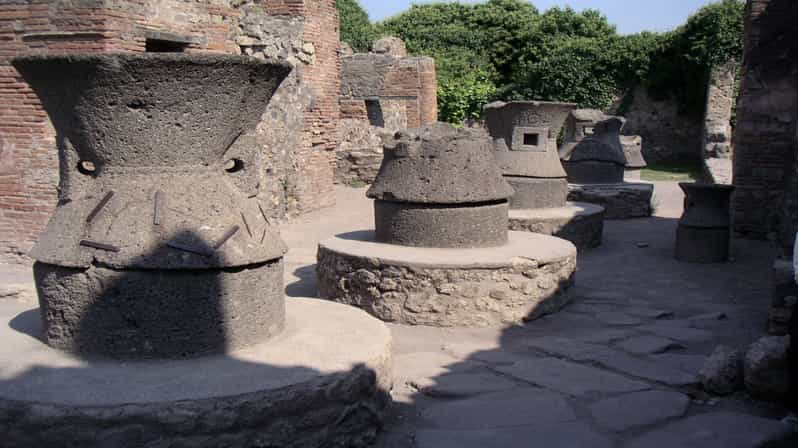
360, 0, 719, 35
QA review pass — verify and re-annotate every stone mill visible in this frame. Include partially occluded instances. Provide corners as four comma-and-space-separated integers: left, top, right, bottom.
1, 53, 392, 447
675, 182, 735, 263
317, 123, 577, 327
485, 100, 606, 250
560, 113, 655, 220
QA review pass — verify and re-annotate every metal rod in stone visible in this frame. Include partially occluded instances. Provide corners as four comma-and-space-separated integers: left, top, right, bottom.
214, 226, 240, 250
153, 191, 164, 226
86, 191, 115, 223
79, 240, 120, 253
241, 212, 253, 237
166, 241, 213, 257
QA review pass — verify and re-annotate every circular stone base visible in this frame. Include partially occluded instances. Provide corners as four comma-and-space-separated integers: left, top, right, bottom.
566, 182, 654, 220
0, 298, 392, 448
317, 230, 576, 327
508, 202, 605, 250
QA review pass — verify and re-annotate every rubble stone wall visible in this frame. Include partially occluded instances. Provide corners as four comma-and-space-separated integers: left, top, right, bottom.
702, 60, 737, 185
0, 0, 340, 263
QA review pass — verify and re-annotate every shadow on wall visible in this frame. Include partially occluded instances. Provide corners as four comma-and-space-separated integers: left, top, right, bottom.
0, 231, 389, 447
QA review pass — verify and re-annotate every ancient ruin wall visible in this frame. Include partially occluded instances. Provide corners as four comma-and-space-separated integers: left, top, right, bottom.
618, 85, 703, 164
732, 0, 798, 245
0, 0, 340, 263
702, 60, 737, 185
337, 47, 437, 185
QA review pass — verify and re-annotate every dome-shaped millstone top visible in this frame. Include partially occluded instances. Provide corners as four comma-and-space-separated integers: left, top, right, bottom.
367, 122, 514, 204
366, 123, 513, 249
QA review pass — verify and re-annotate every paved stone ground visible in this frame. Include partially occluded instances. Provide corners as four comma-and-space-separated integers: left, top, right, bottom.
2, 181, 795, 447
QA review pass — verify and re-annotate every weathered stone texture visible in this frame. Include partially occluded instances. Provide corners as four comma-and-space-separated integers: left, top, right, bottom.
700, 345, 744, 395
508, 204, 605, 250
316, 242, 576, 327
701, 60, 737, 184
0, 0, 341, 263
620, 85, 702, 164
336, 39, 437, 185
566, 183, 653, 220
744, 335, 792, 401
770, 258, 798, 335
733, 0, 798, 244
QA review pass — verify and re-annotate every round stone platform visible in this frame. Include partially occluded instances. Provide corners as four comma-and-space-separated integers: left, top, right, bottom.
567, 182, 654, 220
508, 202, 605, 250
317, 230, 577, 327
0, 298, 392, 448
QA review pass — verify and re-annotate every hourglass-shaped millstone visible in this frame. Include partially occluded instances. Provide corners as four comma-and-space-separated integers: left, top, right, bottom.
675, 182, 735, 263
484, 100, 577, 209
13, 53, 293, 359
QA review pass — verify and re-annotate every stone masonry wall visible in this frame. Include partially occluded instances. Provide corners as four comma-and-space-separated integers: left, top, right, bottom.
337, 44, 437, 185
618, 85, 703, 164
702, 60, 737, 185
732, 0, 798, 246
0, 0, 339, 263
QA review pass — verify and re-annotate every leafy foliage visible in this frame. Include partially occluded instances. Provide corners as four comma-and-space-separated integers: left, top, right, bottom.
340, 0, 745, 123
336, 0, 377, 52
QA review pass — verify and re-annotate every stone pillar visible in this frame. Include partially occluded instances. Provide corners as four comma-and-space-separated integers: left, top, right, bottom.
702, 60, 737, 185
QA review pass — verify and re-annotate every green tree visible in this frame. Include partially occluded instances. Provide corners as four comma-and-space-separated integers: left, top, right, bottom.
336, 0, 377, 52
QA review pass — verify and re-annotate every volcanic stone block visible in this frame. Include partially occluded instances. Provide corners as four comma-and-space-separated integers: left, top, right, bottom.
374, 200, 508, 248
367, 123, 513, 248
562, 116, 627, 184
0, 298, 393, 448
13, 53, 292, 359
484, 101, 576, 210
317, 231, 576, 327
675, 183, 735, 263
33, 260, 285, 359
508, 203, 605, 251
567, 183, 654, 220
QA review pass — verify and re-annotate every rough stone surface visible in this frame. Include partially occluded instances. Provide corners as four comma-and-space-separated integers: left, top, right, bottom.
336, 118, 390, 185
675, 183, 735, 263
702, 60, 737, 186
618, 335, 682, 355
770, 258, 798, 336
506, 176, 568, 210
372, 36, 408, 57
13, 54, 292, 269
0, 298, 393, 448
373, 200, 509, 248
420, 389, 575, 430
567, 182, 654, 220
317, 230, 576, 327
484, 101, 576, 179
415, 423, 612, 448
508, 203, 605, 250
626, 412, 792, 448
419, 373, 519, 398
367, 124, 513, 204
700, 345, 744, 395
744, 335, 792, 401
562, 116, 627, 184
589, 390, 689, 432
496, 357, 650, 396
33, 260, 285, 360
621, 135, 647, 169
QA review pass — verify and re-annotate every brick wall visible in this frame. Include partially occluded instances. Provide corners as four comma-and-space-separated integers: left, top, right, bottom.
0, 0, 340, 263
732, 0, 798, 248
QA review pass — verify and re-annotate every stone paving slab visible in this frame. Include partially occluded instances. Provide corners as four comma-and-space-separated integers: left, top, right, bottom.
617, 335, 683, 355
640, 323, 715, 342
420, 389, 575, 430
625, 412, 792, 448
496, 357, 650, 396
589, 390, 690, 432
593, 351, 699, 386
415, 422, 613, 448
419, 372, 520, 398
596, 311, 647, 326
